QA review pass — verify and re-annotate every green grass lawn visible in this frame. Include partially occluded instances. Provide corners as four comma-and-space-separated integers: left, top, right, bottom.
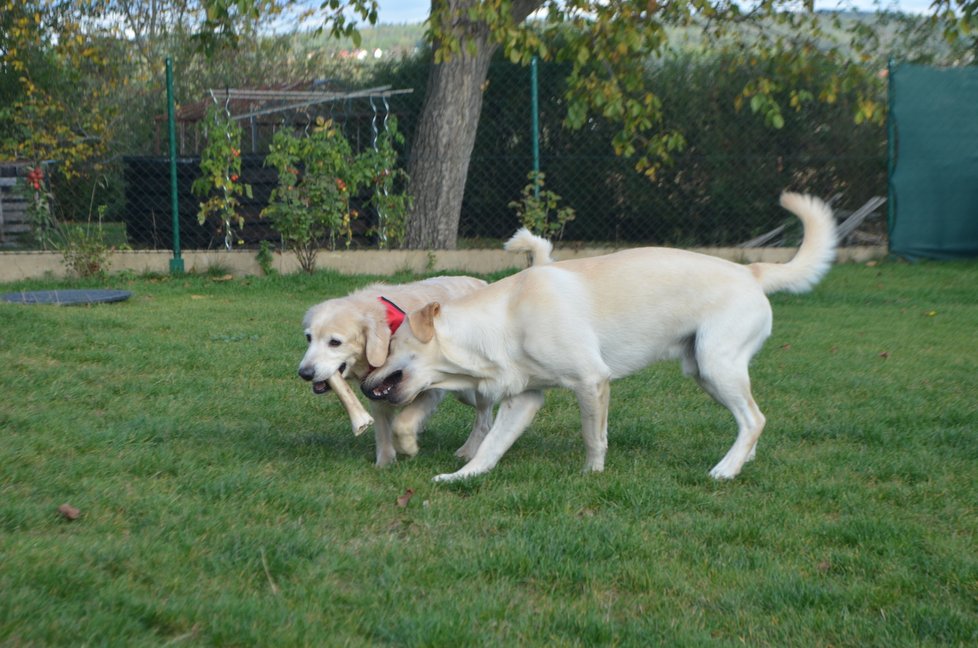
1, 260, 976, 646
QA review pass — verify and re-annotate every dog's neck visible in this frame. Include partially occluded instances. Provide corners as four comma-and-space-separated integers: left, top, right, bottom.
433, 306, 530, 400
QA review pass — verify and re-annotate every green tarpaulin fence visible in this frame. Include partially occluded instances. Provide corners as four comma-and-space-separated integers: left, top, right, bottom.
888, 63, 978, 260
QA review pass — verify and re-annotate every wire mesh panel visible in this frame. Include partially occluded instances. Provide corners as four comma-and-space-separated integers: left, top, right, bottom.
4, 57, 888, 252
454, 59, 887, 246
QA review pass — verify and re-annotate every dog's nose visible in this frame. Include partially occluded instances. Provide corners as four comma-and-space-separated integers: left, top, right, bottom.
298, 365, 315, 381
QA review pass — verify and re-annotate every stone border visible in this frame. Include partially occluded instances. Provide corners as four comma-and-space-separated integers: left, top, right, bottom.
0, 246, 887, 283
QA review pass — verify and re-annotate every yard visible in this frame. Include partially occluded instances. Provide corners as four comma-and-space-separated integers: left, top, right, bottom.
1, 260, 976, 645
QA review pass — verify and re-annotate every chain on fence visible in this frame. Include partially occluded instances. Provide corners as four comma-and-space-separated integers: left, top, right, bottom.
0, 58, 888, 253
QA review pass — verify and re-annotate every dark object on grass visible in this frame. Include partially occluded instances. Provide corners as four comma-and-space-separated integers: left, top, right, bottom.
2, 290, 132, 305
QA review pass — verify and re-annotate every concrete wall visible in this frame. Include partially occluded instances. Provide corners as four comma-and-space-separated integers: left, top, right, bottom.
0, 246, 887, 283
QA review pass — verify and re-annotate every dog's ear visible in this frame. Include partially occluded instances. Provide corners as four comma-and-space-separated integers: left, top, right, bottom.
408, 302, 440, 343
364, 314, 391, 368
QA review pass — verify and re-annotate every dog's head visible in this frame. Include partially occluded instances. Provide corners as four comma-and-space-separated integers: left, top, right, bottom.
361, 302, 446, 406
297, 299, 394, 394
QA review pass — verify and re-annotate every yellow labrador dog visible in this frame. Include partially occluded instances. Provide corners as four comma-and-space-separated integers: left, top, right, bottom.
299, 232, 554, 466
362, 193, 836, 482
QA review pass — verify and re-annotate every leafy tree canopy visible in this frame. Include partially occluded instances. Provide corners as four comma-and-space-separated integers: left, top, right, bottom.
194, 0, 973, 177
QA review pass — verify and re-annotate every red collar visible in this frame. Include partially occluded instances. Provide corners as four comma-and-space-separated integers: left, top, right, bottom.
379, 296, 405, 334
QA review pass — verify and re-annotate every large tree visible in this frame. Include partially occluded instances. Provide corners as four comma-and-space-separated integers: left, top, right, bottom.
197, 0, 973, 249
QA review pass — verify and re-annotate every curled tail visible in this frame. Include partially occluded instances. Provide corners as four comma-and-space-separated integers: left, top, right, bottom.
504, 227, 554, 266
751, 193, 837, 294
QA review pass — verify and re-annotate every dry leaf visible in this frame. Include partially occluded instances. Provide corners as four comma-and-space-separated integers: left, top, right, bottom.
396, 488, 415, 508
879, 351, 890, 359
58, 503, 80, 521
781, 343, 792, 351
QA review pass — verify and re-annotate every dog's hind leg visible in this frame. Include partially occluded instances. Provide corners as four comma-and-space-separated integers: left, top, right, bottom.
433, 390, 545, 483
454, 390, 495, 461
692, 317, 769, 480
694, 354, 766, 480
575, 378, 611, 473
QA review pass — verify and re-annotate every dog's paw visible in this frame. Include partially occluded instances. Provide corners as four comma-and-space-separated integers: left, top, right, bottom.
708, 463, 739, 480
582, 459, 605, 473
375, 450, 396, 467
432, 470, 477, 483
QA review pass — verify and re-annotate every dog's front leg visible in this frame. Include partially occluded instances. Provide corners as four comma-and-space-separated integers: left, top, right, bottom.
370, 400, 397, 466
575, 378, 611, 473
433, 390, 544, 483
454, 390, 495, 461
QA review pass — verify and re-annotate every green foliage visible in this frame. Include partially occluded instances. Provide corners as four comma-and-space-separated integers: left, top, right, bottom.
195, 0, 379, 54
17, 166, 59, 250
262, 118, 364, 272
508, 171, 575, 241
443, 47, 885, 244
256, 240, 276, 276
0, 0, 116, 177
357, 116, 412, 248
191, 104, 254, 247
60, 205, 112, 279
262, 116, 411, 271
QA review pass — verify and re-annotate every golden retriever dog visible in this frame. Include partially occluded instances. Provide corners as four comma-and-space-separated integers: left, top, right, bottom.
298, 232, 553, 465
362, 193, 836, 482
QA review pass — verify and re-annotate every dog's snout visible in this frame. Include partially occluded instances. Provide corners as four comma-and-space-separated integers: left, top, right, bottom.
298, 365, 315, 381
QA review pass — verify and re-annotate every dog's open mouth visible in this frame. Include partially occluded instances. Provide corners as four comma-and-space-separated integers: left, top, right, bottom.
311, 363, 346, 395
363, 370, 402, 401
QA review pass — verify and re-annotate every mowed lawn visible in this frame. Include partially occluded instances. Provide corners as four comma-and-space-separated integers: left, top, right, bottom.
1, 260, 976, 646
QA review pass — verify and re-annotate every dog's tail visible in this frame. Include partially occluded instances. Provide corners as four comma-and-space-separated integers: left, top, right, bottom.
751, 192, 837, 294
504, 227, 554, 266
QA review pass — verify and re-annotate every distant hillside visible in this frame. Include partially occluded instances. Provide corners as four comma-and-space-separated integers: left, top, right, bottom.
298, 23, 427, 60
291, 11, 954, 67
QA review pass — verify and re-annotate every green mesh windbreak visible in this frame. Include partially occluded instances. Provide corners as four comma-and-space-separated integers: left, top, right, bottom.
888, 63, 978, 260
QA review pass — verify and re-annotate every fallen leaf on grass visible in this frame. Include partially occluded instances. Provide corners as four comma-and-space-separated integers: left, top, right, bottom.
58, 503, 80, 521
879, 351, 890, 359
396, 488, 415, 508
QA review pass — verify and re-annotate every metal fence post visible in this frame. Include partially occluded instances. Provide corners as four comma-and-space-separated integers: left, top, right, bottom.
166, 57, 184, 274
886, 57, 896, 238
530, 56, 540, 198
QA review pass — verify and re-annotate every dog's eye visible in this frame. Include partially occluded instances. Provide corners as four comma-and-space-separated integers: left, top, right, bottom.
329, 338, 341, 347
305, 333, 311, 343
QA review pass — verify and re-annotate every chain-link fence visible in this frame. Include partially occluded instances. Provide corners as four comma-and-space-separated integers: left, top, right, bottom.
1, 56, 888, 252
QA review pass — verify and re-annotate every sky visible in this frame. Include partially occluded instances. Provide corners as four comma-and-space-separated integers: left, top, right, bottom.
370, 0, 936, 25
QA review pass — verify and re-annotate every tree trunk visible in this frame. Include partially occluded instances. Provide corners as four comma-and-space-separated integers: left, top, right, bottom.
404, 0, 543, 249
404, 39, 497, 249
